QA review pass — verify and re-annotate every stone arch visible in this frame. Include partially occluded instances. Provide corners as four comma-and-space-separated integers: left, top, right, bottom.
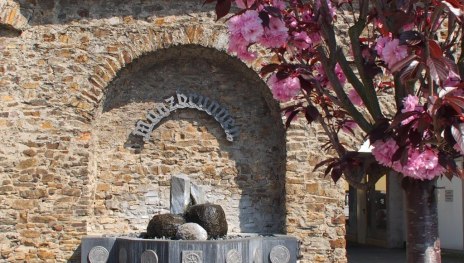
73, 24, 231, 120
88, 44, 287, 235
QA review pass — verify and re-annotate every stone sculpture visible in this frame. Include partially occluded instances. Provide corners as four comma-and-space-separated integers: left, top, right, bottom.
176, 223, 208, 240
184, 204, 228, 238
146, 213, 186, 239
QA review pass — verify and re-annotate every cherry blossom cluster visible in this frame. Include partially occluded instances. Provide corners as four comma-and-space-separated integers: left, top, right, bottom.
218, 0, 464, 181
372, 139, 445, 180
227, 2, 288, 62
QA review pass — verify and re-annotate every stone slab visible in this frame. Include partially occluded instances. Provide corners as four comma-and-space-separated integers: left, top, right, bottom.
170, 174, 191, 215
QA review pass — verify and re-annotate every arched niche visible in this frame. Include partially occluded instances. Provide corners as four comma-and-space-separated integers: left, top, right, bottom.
89, 45, 287, 235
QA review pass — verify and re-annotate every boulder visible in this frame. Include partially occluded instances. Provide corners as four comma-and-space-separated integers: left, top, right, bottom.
146, 214, 185, 239
176, 223, 208, 240
184, 204, 228, 238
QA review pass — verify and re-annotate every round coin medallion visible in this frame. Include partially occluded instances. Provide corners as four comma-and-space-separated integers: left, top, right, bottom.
269, 245, 290, 263
226, 249, 242, 263
141, 250, 158, 263
88, 246, 109, 263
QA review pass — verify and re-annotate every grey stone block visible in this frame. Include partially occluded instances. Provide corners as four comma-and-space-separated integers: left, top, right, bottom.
170, 174, 191, 214
190, 183, 205, 205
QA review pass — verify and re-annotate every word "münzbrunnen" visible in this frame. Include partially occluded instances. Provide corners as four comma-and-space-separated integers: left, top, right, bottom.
133, 92, 239, 142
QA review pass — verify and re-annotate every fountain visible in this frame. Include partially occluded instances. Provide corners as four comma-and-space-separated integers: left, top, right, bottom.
81, 175, 300, 263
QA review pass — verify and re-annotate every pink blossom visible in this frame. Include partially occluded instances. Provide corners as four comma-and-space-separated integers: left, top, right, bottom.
267, 74, 301, 102
301, 9, 313, 22
348, 89, 364, 106
314, 63, 329, 88
240, 10, 264, 42
381, 39, 408, 68
272, 0, 286, 10
292, 32, 321, 50
375, 36, 391, 56
259, 17, 288, 48
227, 11, 264, 61
335, 63, 346, 86
400, 148, 445, 180
400, 95, 423, 126
235, 0, 256, 9
402, 95, 419, 112
292, 31, 312, 50
314, 63, 345, 88
341, 120, 358, 134
288, 17, 298, 28
228, 33, 256, 62
372, 138, 399, 167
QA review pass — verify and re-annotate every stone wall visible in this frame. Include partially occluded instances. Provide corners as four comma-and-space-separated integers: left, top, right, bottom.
90, 45, 287, 235
0, 0, 347, 262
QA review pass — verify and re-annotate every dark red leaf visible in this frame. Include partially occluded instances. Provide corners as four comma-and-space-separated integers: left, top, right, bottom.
324, 162, 336, 176
451, 123, 464, 155
399, 60, 422, 84
331, 167, 343, 183
285, 110, 300, 129
215, 0, 232, 20
392, 146, 408, 166
368, 119, 390, 143
416, 116, 431, 135
427, 57, 449, 83
260, 64, 279, 76
428, 40, 443, 58
446, 99, 464, 115
399, 30, 423, 46
313, 158, 337, 172
446, 96, 464, 112
408, 129, 421, 145
276, 70, 290, 80
259, 10, 270, 27
364, 62, 383, 79
305, 105, 320, 124
390, 54, 419, 73
263, 6, 282, 18
442, 0, 464, 21
299, 77, 313, 93
390, 111, 419, 128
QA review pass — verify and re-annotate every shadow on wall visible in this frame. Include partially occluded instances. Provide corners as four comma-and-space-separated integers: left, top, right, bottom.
91, 44, 287, 236
17, 0, 215, 26
67, 244, 81, 263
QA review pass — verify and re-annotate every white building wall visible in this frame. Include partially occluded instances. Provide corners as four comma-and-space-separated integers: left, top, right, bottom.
437, 177, 464, 250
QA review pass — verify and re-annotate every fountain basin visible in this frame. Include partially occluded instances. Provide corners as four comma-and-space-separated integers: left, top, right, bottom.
81, 234, 299, 263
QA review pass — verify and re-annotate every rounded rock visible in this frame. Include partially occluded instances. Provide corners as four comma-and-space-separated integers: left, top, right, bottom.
146, 213, 186, 239
176, 222, 208, 240
184, 204, 228, 238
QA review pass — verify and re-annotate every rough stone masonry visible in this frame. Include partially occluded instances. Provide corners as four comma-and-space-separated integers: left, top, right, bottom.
0, 0, 347, 262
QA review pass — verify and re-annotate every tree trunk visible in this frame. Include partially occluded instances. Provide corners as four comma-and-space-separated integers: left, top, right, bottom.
404, 178, 441, 263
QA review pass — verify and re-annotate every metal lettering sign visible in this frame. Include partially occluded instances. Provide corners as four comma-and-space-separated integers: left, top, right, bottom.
133, 92, 239, 142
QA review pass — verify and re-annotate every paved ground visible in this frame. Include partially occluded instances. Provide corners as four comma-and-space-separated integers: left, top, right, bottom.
347, 243, 464, 263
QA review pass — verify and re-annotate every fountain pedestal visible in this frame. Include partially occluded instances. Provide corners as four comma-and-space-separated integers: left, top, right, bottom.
81, 234, 299, 263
